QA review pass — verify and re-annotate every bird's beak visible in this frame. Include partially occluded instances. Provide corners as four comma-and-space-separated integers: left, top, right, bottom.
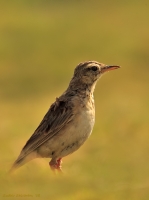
101, 65, 120, 73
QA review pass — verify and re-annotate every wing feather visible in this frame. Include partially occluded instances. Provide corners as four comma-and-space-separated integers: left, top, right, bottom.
16, 98, 74, 162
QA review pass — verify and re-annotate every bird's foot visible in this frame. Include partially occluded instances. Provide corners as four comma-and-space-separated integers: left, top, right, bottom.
49, 158, 63, 172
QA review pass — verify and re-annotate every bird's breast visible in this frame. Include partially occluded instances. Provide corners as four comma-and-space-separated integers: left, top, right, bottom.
72, 96, 95, 142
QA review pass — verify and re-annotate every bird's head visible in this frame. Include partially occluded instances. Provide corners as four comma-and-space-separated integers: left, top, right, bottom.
67, 61, 120, 94
74, 61, 120, 85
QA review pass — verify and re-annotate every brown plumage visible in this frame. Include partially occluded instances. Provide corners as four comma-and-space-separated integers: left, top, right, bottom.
10, 61, 120, 173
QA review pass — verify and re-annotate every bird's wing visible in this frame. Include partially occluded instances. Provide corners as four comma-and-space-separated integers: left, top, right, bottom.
17, 98, 74, 162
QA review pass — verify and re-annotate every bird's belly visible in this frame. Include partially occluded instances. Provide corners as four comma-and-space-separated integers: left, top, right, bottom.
38, 109, 95, 158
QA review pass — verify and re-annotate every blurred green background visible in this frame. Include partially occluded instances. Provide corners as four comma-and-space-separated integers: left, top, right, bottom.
1, 0, 149, 199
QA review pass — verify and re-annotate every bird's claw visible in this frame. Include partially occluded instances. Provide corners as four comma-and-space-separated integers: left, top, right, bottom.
49, 158, 63, 173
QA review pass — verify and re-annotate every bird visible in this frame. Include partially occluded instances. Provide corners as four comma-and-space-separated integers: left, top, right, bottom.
9, 61, 120, 173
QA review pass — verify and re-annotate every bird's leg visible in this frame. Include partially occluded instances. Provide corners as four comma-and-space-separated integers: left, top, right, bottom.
49, 158, 62, 172
57, 158, 62, 170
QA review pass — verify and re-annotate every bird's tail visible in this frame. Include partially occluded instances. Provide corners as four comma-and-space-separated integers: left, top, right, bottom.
9, 158, 25, 174
8, 152, 37, 174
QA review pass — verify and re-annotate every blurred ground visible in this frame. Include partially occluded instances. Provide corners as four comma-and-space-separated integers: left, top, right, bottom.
0, 0, 149, 199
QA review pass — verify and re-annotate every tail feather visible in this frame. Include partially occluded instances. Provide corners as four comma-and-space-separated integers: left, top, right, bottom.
9, 152, 37, 174
9, 158, 25, 174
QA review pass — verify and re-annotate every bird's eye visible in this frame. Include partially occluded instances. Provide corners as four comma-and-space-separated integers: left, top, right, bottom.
91, 66, 98, 71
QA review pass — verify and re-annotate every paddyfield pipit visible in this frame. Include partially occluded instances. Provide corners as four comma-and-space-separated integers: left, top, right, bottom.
10, 61, 120, 173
